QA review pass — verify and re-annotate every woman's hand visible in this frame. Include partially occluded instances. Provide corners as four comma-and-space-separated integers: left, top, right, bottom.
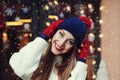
40, 20, 63, 41
79, 16, 92, 63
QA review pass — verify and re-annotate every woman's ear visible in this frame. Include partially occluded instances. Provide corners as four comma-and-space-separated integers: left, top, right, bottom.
48, 38, 52, 43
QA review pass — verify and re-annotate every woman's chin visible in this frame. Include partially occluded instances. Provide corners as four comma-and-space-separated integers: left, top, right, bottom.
51, 49, 61, 56
51, 50, 57, 55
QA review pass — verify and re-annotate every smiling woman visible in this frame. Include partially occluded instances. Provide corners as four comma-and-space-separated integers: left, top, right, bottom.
9, 16, 92, 80
51, 29, 75, 55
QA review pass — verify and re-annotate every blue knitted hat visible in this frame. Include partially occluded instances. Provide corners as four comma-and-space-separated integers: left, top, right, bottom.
57, 17, 87, 48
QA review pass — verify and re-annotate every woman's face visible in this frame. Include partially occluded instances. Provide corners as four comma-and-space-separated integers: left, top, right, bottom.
51, 29, 75, 55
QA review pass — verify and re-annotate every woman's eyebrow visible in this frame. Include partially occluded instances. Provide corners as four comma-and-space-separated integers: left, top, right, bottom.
61, 29, 65, 35
61, 29, 75, 41
69, 39, 75, 42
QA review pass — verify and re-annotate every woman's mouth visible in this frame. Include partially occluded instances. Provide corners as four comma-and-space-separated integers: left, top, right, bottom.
54, 42, 63, 51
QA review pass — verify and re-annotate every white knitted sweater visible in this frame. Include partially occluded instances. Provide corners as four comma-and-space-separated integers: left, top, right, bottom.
9, 37, 87, 80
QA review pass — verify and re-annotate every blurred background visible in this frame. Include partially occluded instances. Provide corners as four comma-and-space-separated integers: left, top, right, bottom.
0, 0, 120, 80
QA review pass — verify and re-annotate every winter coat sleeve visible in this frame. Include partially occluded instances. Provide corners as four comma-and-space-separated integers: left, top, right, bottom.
96, 60, 109, 80
9, 37, 48, 80
68, 61, 88, 80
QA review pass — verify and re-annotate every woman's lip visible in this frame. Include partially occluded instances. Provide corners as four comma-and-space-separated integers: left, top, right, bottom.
55, 42, 62, 51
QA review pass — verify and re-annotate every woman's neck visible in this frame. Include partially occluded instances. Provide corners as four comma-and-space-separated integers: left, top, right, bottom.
53, 56, 63, 74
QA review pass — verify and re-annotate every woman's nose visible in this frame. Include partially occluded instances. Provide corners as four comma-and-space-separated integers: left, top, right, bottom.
59, 39, 66, 47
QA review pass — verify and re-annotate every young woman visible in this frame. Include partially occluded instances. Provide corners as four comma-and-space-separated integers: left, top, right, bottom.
9, 16, 92, 80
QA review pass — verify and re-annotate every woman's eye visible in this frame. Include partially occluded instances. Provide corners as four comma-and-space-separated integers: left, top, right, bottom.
67, 40, 74, 45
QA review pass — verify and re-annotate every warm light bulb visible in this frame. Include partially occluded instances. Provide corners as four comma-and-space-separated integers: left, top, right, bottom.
48, 2, 53, 6
88, 4, 92, 9
66, 6, 71, 11
46, 22, 50, 26
97, 47, 101, 51
36, 10, 38, 13
37, 17, 40, 19
99, 19, 103, 24
80, 10, 84, 14
2, 32, 8, 44
92, 74, 96, 79
100, 6, 104, 11
88, 33, 95, 42
99, 33, 103, 38
29, 33, 32, 37
54, 0, 58, 5
22, 4, 25, 7
90, 45, 95, 53
55, 16, 58, 20
24, 33, 29, 37
32, 3, 35, 6
44, 5, 49, 10
92, 60, 96, 65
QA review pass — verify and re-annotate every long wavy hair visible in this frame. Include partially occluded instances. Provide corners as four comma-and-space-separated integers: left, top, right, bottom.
30, 40, 79, 80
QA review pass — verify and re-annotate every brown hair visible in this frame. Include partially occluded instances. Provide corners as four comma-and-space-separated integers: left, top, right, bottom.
30, 41, 78, 80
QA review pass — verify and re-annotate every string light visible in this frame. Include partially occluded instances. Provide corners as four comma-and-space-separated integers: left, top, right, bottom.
54, 0, 58, 5
92, 73, 97, 79
92, 60, 96, 65
2, 0, 5, 4
99, 33, 103, 38
99, 19, 103, 24
5, 68, 8, 72
90, 45, 95, 54
48, 15, 58, 20
38, 1, 41, 4
97, 47, 101, 52
46, 22, 50, 26
66, 6, 71, 11
29, 33, 32, 37
61, 2, 64, 5
88, 33, 95, 42
12, 5, 15, 8
32, 3, 35, 6
88, 4, 94, 13
7, 0, 10, 3
100, 6, 104, 11
48, 2, 53, 6
22, 4, 25, 7
35, 10, 38, 13
24, 33, 29, 37
6, 21, 23, 26
88, 4, 92, 9
80, 10, 84, 14
44, 5, 49, 10
2, 32, 8, 44
55, 16, 58, 20
37, 17, 40, 19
